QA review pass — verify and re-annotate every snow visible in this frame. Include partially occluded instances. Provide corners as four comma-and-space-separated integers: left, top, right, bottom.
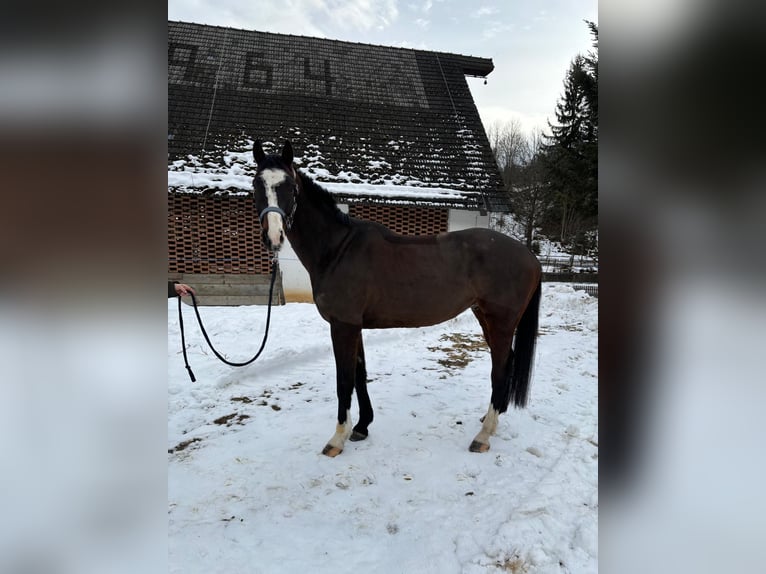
167, 168, 475, 203
322, 181, 469, 200
167, 138, 486, 203
168, 284, 597, 573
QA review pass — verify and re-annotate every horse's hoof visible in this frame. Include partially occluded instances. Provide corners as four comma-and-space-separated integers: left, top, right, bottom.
349, 430, 368, 442
322, 444, 343, 457
469, 440, 490, 453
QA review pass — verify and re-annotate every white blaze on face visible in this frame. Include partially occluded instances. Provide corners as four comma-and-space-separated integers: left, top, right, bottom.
260, 168, 287, 248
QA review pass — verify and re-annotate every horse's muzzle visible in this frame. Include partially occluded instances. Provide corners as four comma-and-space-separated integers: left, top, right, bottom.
261, 228, 285, 251
261, 215, 285, 251
259, 206, 287, 251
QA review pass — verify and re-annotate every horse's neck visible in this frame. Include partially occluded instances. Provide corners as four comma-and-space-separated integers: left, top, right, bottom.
287, 180, 349, 277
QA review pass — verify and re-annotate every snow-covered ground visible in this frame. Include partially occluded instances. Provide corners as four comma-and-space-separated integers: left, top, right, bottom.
168, 284, 597, 573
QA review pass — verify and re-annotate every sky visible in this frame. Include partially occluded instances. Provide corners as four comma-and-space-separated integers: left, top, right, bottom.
167, 0, 598, 136
167, 284, 598, 572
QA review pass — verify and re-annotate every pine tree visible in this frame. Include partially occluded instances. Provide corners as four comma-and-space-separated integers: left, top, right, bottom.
583, 20, 598, 131
541, 22, 598, 252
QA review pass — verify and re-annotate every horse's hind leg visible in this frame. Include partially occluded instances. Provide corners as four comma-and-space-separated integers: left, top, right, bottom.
470, 306, 516, 453
350, 336, 373, 441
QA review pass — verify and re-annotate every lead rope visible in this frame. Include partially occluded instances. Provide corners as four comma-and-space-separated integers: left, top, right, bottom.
177, 259, 280, 382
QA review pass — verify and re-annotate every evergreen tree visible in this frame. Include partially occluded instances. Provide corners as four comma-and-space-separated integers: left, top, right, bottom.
541, 22, 598, 253
583, 20, 598, 131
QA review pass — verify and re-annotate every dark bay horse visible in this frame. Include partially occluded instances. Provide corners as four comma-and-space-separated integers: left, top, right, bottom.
253, 140, 542, 457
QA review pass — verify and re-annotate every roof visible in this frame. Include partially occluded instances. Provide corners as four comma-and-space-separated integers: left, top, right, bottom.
168, 21, 510, 212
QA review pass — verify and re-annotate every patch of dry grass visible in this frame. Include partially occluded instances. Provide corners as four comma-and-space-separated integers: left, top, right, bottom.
427, 332, 488, 370
495, 554, 529, 573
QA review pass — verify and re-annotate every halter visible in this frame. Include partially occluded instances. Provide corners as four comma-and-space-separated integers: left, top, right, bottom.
257, 176, 299, 231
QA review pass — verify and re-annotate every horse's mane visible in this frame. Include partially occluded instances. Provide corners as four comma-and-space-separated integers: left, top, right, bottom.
256, 154, 350, 226
297, 169, 351, 226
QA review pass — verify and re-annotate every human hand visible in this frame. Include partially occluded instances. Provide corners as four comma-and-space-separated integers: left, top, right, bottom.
174, 283, 196, 297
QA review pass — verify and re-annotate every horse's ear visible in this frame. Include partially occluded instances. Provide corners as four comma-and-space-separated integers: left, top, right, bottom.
282, 140, 294, 165
253, 139, 265, 164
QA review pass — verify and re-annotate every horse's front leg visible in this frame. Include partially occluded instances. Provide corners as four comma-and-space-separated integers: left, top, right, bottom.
322, 321, 361, 457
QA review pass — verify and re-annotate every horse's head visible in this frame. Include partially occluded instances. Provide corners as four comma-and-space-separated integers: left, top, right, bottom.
252, 140, 299, 252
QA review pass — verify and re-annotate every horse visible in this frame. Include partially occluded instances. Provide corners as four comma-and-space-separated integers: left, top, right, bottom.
252, 140, 542, 457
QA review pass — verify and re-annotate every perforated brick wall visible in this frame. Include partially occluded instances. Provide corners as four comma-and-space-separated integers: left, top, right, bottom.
168, 197, 450, 275
168, 194, 272, 275
348, 204, 448, 236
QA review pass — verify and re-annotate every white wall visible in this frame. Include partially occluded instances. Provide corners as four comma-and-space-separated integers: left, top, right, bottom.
277, 240, 313, 302
279, 206, 487, 302
278, 204, 349, 302
448, 209, 488, 231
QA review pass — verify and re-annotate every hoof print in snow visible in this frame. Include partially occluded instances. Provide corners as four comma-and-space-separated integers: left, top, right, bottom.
526, 446, 543, 458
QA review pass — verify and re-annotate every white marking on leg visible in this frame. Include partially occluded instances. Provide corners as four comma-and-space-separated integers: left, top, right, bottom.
472, 404, 500, 447
327, 409, 352, 450
259, 168, 287, 248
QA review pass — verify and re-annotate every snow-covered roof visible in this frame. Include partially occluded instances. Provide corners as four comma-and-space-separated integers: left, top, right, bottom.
168, 139, 489, 210
168, 21, 510, 212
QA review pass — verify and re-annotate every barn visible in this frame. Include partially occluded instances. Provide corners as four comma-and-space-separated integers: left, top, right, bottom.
168, 20, 510, 303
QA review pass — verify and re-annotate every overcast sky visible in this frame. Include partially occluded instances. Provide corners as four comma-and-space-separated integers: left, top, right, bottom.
168, 0, 598, 137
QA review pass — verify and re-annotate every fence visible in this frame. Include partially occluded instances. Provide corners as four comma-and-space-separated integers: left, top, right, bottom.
538, 255, 598, 274
572, 283, 599, 298
538, 254, 598, 297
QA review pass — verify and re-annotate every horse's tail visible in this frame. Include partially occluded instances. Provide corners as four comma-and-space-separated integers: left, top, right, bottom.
508, 280, 541, 409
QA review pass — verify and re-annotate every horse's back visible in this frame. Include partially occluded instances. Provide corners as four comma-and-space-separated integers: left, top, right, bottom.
441, 228, 540, 270
444, 227, 533, 252
358, 220, 531, 255
353, 223, 540, 282
439, 228, 541, 306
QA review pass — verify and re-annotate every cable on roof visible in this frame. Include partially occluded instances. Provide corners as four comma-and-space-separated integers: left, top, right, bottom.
435, 53, 458, 117
201, 29, 228, 154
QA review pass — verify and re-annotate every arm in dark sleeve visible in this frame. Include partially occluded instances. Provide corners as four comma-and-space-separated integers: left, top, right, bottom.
168, 281, 178, 298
